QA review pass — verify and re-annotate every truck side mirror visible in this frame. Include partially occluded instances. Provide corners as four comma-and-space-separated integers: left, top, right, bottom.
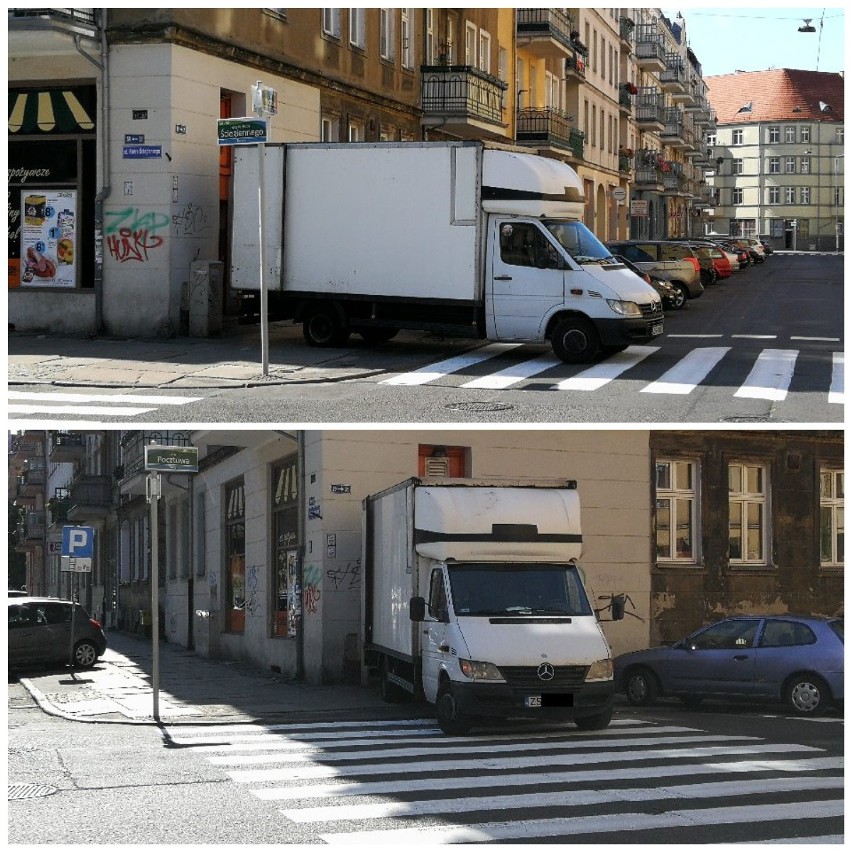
611, 594, 626, 621
409, 596, 426, 622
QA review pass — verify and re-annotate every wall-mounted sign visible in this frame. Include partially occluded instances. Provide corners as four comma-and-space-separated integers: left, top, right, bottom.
144, 445, 199, 473
125, 134, 145, 144
175, 124, 187, 135
217, 117, 268, 146
123, 145, 162, 159
132, 109, 148, 120
20, 189, 77, 288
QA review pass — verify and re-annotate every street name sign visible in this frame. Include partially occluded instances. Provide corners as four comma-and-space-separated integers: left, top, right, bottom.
217, 117, 268, 146
144, 445, 199, 473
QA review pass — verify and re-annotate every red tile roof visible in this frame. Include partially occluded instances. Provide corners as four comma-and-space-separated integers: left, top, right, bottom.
706, 69, 844, 124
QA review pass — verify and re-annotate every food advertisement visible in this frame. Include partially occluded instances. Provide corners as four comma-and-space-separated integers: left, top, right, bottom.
20, 189, 77, 287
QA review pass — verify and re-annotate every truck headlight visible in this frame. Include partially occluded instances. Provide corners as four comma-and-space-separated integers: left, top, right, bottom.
606, 299, 642, 317
585, 658, 614, 681
459, 659, 503, 681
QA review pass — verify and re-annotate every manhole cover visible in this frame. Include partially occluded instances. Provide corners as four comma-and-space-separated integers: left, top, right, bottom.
445, 401, 514, 413
8, 783, 58, 801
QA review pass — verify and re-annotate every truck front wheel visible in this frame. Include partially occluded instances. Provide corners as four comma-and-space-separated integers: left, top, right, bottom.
303, 305, 350, 347
551, 317, 601, 364
436, 684, 471, 735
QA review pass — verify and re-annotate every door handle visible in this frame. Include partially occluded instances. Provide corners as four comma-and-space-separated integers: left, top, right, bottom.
733, 654, 749, 661
493, 275, 513, 281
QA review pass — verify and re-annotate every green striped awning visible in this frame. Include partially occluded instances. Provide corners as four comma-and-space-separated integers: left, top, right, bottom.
8, 86, 96, 135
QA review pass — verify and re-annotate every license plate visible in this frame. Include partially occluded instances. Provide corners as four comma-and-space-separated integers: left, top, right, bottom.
524, 695, 542, 708
651, 322, 663, 336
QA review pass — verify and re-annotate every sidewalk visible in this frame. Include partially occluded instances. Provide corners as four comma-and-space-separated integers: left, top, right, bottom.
18, 630, 417, 726
8, 321, 384, 389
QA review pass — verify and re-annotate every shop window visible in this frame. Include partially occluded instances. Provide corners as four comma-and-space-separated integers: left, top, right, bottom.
225, 479, 246, 632
273, 456, 301, 637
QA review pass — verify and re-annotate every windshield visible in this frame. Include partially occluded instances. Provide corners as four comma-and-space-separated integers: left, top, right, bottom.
447, 563, 593, 617
543, 219, 614, 265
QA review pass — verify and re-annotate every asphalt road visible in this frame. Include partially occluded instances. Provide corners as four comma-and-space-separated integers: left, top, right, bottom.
8, 254, 843, 425
8, 682, 843, 844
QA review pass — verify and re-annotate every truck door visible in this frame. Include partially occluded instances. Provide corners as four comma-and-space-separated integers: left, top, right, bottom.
421, 567, 450, 704
489, 220, 564, 340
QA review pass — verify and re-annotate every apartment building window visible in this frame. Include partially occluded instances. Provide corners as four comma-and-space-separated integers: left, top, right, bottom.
348, 120, 365, 141
732, 158, 743, 175
785, 126, 796, 143
225, 479, 246, 632
785, 156, 796, 174
801, 156, 811, 174
728, 462, 768, 564
836, 128, 844, 145
732, 188, 743, 205
785, 186, 796, 204
349, 8, 365, 49
545, 71, 560, 110
768, 186, 780, 204
425, 9, 434, 64
380, 8, 395, 61
819, 469, 844, 567
768, 157, 780, 174
768, 126, 780, 143
273, 456, 300, 638
801, 186, 810, 204
801, 126, 811, 143
322, 8, 341, 38
465, 21, 476, 65
655, 459, 699, 562
732, 129, 743, 144
321, 114, 339, 142
401, 8, 414, 70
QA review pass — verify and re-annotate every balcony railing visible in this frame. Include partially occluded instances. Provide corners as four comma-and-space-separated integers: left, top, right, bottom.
17, 511, 47, 545
661, 53, 687, 91
516, 108, 584, 159
516, 8, 575, 55
421, 66, 507, 126
9, 8, 98, 26
636, 89, 665, 128
635, 23, 666, 70
70, 474, 112, 508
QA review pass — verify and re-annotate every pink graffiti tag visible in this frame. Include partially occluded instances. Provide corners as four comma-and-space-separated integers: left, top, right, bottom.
106, 227, 164, 263
303, 584, 321, 615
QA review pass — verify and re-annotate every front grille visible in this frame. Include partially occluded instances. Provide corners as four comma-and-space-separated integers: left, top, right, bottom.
640, 300, 664, 320
499, 665, 588, 690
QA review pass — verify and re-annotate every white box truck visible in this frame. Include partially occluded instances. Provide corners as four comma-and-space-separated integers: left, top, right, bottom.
231, 141, 663, 363
362, 478, 622, 735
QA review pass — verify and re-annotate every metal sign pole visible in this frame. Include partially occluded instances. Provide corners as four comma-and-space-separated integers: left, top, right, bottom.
148, 472, 161, 721
259, 142, 269, 375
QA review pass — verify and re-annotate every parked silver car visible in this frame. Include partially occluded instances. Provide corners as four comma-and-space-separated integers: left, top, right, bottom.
8, 597, 107, 670
606, 241, 704, 308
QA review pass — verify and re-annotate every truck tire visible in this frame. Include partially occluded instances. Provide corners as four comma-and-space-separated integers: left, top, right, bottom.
303, 305, 350, 347
574, 706, 613, 730
551, 317, 601, 364
436, 684, 471, 735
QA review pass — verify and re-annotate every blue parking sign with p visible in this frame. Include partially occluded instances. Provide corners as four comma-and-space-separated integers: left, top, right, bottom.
62, 526, 95, 558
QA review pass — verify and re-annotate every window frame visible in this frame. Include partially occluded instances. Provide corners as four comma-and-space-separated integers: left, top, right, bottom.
728, 462, 770, 567
655, 458, 700, 564
819, 467, 844, 568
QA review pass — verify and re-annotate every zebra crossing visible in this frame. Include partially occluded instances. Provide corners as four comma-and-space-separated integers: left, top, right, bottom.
381, 342, 844, 405
163, 716, 843, 844
7, 390, 202, 421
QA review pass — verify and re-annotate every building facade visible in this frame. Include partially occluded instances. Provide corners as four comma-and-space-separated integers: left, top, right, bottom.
9, 7, 717, 338
10, 429, 843, 683
705, 69, 844, 251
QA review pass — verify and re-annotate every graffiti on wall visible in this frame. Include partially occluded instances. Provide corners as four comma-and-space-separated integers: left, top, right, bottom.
303, 562, 322, 615
245, 564, 261, 615
327, 557, 361, 591
104, 207, 169, 263
172, 202, 212, 238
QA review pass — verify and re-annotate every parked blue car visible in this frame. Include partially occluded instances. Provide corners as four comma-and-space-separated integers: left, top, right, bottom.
614, 615, 843, 715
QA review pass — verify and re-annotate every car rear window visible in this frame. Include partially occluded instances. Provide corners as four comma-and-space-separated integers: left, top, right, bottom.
829, 619, 844, 642
759, 620, 816, 647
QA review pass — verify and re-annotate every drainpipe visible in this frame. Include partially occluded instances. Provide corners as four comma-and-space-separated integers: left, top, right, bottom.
75, 9, 110, 333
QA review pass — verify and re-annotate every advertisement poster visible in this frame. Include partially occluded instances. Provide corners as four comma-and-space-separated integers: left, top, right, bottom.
20, 189, 77, 288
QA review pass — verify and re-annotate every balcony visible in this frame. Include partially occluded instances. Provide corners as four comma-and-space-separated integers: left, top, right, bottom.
660, 53, 687, 95
619, 16, 635, 48
661, 107, 687, 148
564, 50, 588, 81
618, 83, 636, 114
662, 162, 689, 196
516, 8, 575, 59
10, 431, 42, 463
48, 498, 73, 526
635, 89, 665, 132
17, 462, 46, 498
50, 431, 86, 463
635, 23, 666, 72
421, 66, 508, 139
119, 430, 193, 497
516, 109, 584, 160
8, 8, 99, 54
16, 510, 47, 551
634, 150, 664, 191
67, 475, 113, 522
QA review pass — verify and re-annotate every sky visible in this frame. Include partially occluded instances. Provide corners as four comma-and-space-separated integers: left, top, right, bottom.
661, 7, 846, 76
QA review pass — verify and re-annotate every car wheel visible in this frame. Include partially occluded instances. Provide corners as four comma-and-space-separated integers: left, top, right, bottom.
302, 305, 350, 347
669, 284, 687, 310
624, 667, 659, 706
784, 674, 828, 715
551, 317, 601, 364
73, 640, 99, 669
574, 707, 613, 730
436, 683, 471, 735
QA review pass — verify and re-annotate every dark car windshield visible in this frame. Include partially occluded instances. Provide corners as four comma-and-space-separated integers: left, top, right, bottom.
447, 563, 592, 617
829, 619, 844, 642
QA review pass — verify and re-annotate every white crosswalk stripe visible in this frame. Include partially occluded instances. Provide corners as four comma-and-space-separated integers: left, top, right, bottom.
164, 716, 843, 844
7, 390, 203, 420
379, 344, 843, 404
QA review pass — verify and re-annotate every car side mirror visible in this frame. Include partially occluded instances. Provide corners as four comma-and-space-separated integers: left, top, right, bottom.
611, 594, 626, 621
409, 596, 426, 622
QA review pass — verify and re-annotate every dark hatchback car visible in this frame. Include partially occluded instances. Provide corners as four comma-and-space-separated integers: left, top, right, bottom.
8, 597, 107, 671
614, 615, 843, 716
